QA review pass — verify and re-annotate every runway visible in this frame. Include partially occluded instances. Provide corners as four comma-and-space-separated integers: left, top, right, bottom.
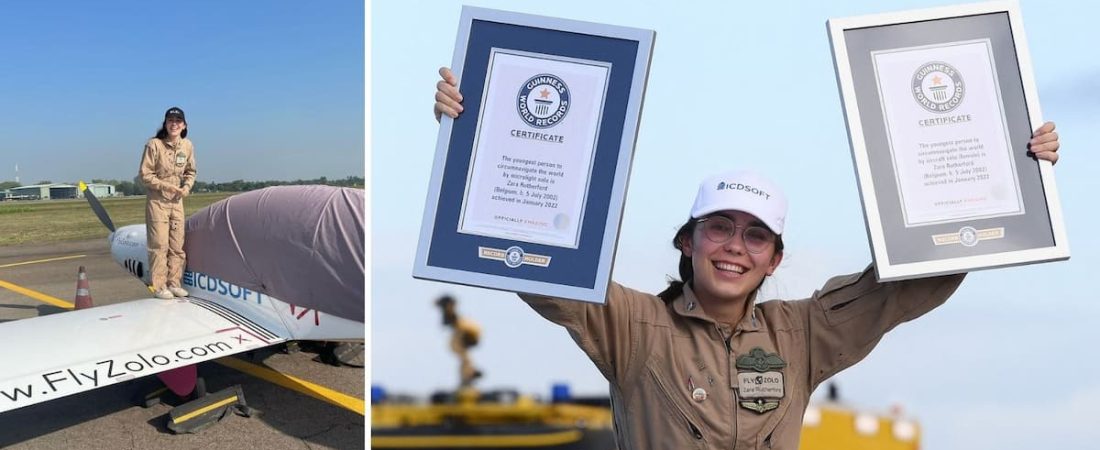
0, 239, 364, 449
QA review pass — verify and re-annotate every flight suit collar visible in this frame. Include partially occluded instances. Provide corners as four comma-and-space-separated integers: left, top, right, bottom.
674, 284, 762, 337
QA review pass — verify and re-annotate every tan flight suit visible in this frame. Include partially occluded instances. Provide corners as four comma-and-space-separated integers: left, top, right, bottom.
138, 138, 196, 291
522, 267, 964, 449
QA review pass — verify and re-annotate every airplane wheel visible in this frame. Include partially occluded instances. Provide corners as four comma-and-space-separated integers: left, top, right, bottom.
191, 377, 208, 400
135, 379, 164, 408
332, 343, 365, 367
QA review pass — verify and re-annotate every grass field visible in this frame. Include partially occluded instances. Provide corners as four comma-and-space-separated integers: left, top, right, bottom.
0, 193, 236, 246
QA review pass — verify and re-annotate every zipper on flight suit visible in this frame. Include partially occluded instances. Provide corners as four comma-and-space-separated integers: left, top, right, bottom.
689, 422, 704, 440
719, 324, 737, 447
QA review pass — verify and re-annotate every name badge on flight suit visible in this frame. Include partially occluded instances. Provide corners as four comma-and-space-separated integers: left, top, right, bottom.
736, 347, 786, 414
175, 151, 187, 166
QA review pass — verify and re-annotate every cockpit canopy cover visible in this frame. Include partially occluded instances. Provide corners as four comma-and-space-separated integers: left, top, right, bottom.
185, 185, 364, 322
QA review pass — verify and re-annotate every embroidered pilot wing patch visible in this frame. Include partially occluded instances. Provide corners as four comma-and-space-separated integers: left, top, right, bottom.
736, 347, 787, 372
740, 399, 780, 413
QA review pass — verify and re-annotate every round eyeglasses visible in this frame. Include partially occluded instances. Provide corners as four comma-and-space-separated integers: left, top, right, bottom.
696, 215, 776, 254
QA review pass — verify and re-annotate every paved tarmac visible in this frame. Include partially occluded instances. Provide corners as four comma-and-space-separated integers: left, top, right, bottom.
0, 239, 365, 449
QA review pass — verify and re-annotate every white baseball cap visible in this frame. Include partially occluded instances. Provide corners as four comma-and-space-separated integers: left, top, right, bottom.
690, 170, 788, 234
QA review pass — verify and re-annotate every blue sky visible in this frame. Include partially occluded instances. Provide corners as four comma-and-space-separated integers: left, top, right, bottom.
0, 1, 364, 184
371, 1, 1100, 448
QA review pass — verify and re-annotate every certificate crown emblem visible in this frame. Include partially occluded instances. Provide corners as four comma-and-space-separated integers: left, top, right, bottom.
517, 74, 570, 129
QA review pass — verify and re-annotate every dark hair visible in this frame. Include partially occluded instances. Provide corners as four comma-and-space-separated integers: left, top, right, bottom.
657, 216, 785, 302
154, 120, 188, 140
436, 295, 457, 326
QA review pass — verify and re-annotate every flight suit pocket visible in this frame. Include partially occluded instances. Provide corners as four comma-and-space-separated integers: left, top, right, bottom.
646, 361, 708, 449
817, 269, 885, 326
734, 367, 794, 448
730, 389, 791, 450
756, 405, 792, 450
158, 148, 183, 178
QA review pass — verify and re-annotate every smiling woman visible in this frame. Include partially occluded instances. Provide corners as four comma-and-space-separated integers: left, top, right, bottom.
432, 66, 1064, 449
139, 107, 197, 300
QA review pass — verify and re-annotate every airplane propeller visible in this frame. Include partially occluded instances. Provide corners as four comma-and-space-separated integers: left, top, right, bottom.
79, 181, 116, 233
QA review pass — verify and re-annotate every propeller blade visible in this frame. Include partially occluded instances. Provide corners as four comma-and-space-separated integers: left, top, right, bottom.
79, 181, 116, 232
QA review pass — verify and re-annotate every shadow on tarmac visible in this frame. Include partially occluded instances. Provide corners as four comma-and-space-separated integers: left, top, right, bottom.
0, 304, 37, 324
38, 305, 68, 315
0, 305, 68, 323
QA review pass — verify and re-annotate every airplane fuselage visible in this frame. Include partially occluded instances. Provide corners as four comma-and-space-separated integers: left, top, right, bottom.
109, 224, 362, 342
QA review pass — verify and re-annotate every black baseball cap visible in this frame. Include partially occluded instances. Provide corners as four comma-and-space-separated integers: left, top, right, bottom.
164, 107, 186, 121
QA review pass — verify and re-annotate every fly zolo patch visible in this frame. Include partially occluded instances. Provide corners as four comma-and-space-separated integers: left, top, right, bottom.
737, 371, 783, 398
736, 347, 785, 414
175, 151, 187, 166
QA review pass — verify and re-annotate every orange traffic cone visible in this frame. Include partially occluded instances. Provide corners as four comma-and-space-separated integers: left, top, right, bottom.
75, 266, 94, 309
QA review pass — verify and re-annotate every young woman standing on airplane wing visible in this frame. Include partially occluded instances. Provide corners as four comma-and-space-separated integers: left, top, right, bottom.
139, 106, 197, 300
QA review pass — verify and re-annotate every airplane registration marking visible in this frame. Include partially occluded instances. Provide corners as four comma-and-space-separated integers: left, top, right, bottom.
0, 254, 86, 268
0, 279, 75, 309
289, 304, 321, 326
214, 357, 365, 415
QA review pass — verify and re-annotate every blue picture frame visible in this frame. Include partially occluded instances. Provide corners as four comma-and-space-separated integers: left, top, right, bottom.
414, 6, 655, 303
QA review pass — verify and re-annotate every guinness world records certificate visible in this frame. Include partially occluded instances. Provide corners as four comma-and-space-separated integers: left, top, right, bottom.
828, 1, 1069, 282
872, 39, 1024, 228
414, 7, 654, 303
459, 50, 610, 249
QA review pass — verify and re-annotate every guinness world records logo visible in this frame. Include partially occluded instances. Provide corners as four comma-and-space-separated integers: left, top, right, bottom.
958, 226, 979, 247
912, 61, 965, 113
504, 246, 525, 268
517, 74, 570, 129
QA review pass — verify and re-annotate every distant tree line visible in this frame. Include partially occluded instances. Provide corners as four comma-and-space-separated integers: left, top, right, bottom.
0, 176, 364, 197
0, 181, 50, 189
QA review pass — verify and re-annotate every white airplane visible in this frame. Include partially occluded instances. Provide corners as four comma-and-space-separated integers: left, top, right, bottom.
0, 184, 364, 414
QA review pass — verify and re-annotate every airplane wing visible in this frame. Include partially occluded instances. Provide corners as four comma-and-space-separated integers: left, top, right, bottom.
0, 297, 290, 414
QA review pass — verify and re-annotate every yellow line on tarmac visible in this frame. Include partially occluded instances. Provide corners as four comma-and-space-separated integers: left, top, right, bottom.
214, 356, 365, 416
0, 254, 86, 269
0, 279, 74, 309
